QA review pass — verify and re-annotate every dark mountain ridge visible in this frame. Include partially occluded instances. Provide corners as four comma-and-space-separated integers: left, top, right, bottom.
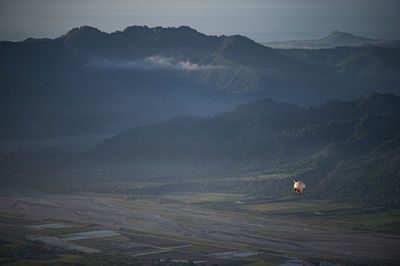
1, 93, 399, 207
97, 93, 400, 158
56, 26, 222, 59
1, 26, 399, 141
91, 93, 400, 206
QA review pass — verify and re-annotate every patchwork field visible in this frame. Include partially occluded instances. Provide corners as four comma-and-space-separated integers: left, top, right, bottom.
0, 213, 280, 265
0, 192, 399, 265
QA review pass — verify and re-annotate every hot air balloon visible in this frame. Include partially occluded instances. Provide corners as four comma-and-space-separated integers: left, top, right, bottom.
293, 179, 306, 195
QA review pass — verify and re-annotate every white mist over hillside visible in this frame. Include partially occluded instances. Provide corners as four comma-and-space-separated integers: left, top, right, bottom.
86, 56, 223, 71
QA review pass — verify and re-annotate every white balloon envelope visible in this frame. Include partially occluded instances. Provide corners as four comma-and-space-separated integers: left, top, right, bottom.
293, 180, 306, 195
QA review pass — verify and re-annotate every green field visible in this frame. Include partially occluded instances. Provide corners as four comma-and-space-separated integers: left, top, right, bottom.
247, 201, 400, 234
109, 187, 400, 236
112, 191, 400, 235
196, 198, 400, 235
162, 192, 246, 203
247, 200, 353, 214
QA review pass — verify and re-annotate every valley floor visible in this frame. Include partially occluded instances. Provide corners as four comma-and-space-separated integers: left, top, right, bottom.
0, 192, 399, 265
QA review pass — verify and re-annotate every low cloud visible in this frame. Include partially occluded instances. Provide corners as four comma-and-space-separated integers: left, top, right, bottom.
86, 56, 222, 71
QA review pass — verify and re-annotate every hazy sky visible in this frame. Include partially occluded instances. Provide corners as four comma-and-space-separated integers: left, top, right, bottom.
0, 0, 399, 42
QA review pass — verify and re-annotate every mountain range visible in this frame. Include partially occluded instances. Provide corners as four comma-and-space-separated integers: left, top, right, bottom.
1, 26, 399, 141
1, 93, 398, 206
262, 31, 400, 49
92, 93, 400, 206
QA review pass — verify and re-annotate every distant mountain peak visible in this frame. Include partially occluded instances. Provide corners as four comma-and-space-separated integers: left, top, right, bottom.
331, 30, 347, 35
63, 26, 104, 37
322, 31, 373, 43
263, 30, 377, 49
123, 25, 149, 32
122, 25, 200, 35
60, 25, 107, 46
176, 25, 199, 32
328, 31, 350, 38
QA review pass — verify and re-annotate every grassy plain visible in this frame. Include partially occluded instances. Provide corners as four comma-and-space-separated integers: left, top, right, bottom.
111, 188, 400, 235
157, 192, 400, 235
243, 200, 400, 234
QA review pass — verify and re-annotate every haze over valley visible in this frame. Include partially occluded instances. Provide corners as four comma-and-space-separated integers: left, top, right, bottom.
0, 1, 400, 265
1, 26, 399, 141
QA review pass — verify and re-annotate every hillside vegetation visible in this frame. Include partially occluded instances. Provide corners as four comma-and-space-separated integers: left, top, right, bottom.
280, 46, 400, 81
1, 26, 399, 140
2, 93, 396, 206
